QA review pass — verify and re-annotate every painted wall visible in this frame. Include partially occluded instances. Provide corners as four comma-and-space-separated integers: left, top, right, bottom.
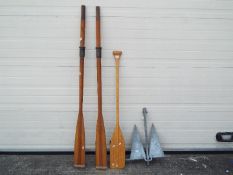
0, 0, 233, 151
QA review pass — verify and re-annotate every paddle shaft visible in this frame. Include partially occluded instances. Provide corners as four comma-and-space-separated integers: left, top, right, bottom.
113, 51, 122, 130
115, 59, 120, 128
74, 5, 85, 167
95, 6, 107, 169
114, 52, 122, 141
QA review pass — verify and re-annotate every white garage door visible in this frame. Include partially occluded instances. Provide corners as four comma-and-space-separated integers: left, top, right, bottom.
0, 0, 233, 151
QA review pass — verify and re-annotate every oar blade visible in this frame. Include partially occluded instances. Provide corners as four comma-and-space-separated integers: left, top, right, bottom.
74, 112, 85, 167
95, 115, 107, 169
110, 127, 125, 169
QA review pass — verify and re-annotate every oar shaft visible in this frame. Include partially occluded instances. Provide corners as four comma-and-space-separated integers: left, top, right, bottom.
97, 59, 102, 114
79, 58, 84, 112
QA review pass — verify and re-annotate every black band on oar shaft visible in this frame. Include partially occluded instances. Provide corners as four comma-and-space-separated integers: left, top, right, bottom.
96, 47, 102, 58
79, 47, 85, 58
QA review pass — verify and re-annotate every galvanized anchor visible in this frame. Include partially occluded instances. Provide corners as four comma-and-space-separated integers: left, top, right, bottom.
129, 108, 164, 165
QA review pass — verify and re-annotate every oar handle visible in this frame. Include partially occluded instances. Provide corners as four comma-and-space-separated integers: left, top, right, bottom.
96, 6, 101, 48
113, 51, 122, 60
80, 5, 85, 48
113, 51, 122, 127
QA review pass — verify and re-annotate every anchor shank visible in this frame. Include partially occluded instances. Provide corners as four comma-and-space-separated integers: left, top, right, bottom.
143, 108, 150, 163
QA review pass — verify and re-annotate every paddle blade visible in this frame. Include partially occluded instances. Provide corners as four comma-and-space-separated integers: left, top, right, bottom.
129, 125, 146, 160
95, 115, 107, 169
110, 127, 125, 169
74, 112, 85, 167
149, 124, 164, 158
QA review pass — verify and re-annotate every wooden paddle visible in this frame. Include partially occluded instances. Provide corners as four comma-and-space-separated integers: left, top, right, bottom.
95, 6, 107, 169
74, 5, 86, 168
110, 51, 126, 169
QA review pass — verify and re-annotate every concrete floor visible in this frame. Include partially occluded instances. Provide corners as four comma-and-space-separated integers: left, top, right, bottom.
0, 153, 232, 175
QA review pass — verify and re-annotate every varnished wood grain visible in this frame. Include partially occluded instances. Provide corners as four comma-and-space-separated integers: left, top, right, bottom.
74, 5, 85, 168
110, 51, 125, 169
95, 6, 107, 169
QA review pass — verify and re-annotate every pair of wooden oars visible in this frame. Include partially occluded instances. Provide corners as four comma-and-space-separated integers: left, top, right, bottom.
74, 5, 125, 169
73, 5, 107, 169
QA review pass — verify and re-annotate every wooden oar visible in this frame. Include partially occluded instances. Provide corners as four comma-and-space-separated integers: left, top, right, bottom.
110, 51, 126, 169
74, 5, 86, 168
95, 6, 107, 169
